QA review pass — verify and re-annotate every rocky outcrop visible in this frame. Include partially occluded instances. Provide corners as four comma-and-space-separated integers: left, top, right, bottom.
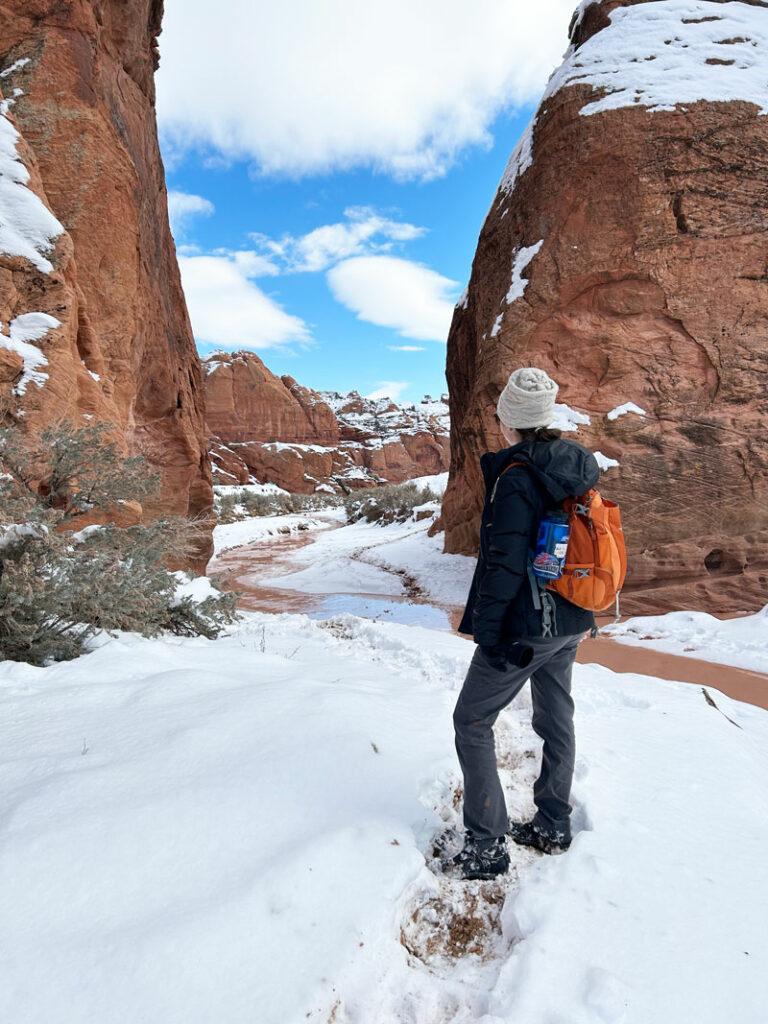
0, 1, 212, 569
443, 0, 768, 614
205, 350, 450, 492
205, 350, 339, 448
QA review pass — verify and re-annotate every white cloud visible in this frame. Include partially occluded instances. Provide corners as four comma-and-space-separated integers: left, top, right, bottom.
178, 252, 310, 351
167, 190, 214, 236
366, 382, 411, 402
327, 256, 459, 342
214, 248, 280, 278
254, 207, 426, 272
388, 345, 426, 352
156, 0, 575, 180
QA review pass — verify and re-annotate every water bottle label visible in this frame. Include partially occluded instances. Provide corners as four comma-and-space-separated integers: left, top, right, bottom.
554, 541, 568, 559
532, 552, 562, 579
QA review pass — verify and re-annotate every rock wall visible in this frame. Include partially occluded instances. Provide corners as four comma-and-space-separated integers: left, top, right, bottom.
205, 351, 450, 493
0, 1, 212, 568
443, 0, 768, 614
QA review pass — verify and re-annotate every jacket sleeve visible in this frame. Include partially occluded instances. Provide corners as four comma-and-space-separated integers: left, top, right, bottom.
471, 474, 538, 646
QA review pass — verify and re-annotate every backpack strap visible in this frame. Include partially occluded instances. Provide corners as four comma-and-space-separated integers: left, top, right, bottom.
526, 559, 557, 637
490, 460, 526, 503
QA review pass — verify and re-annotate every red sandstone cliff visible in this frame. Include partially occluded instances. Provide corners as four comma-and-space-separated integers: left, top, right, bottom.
205, 351, 450, 492
0, 1, 212, 568
443, 0, 768, 614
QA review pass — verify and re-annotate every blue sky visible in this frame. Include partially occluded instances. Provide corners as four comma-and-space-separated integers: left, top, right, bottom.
155, 0, 575, 405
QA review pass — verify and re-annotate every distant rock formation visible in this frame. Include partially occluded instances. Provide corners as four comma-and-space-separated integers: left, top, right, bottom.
442, 0, 768, 614
0, 1, 212, 569
204, 350, 450, 492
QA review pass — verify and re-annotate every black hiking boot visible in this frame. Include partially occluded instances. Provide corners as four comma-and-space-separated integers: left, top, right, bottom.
507, 819, 571, 855
442, 835, 510, 880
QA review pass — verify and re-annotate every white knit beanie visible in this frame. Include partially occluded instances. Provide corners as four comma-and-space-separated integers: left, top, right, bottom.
497, 367, 558, 429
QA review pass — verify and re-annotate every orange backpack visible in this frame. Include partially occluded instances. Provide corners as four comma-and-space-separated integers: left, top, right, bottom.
548, 489, 627, 613
501, 463, 627, 615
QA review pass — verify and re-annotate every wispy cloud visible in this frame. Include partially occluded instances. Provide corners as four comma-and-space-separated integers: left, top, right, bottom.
327, 256, 459, 342
387, 345, 426, 352
178, 251, 310, 351
252, 207, 425, 273
167, 190, 214, 236
157, 0, 575, 180
366, 382, 411, 402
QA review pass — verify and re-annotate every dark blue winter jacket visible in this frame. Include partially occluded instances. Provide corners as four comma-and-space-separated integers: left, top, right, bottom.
458, 438, 600, 643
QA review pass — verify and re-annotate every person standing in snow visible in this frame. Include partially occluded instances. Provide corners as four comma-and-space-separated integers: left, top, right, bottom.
446, 367, 599, 881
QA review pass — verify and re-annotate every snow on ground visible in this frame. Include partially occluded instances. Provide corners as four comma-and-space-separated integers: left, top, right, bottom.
258, 513, 475, 609
604, 604, 768, 674
1, 609, 767, 1024
213, 481, 290, 497
213, 510, 341, 556
408, 470, 449, 495
5, 472, 767, 1021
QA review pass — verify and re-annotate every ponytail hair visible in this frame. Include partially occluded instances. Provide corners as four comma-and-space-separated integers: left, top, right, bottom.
516, 426, 562, 442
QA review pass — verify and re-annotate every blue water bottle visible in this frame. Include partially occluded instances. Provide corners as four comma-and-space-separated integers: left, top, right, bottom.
532, 513, 571, 580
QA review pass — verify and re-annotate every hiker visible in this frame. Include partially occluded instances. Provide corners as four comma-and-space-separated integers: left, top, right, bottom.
447, 367, 600, 881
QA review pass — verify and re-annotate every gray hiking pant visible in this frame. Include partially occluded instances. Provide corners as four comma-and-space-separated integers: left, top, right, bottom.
453, 634, 582, 841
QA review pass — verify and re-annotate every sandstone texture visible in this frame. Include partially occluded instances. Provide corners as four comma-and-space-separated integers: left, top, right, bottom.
205, 351, 450, 493
0, 1, 212, 568
443, 0, 768, 614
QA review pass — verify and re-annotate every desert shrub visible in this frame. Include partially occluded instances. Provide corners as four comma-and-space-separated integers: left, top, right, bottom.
217, 491, 239, 523
0, 421, 237, 665
344, 482, 439, 526
213, 486, 342, 521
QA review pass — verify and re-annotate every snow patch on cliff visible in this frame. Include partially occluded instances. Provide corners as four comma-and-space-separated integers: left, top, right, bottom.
499, 115, 536, 195
497, 1, 768, 205
607, 401, 647, 421
594, 451, 620, 471
0, 113, 64, 273
506, 240, 544, 304
0, 312, 60, 394
0, 58, 30, 79
549, 0, 768, 117
321, 390, 450, 439
550, 403, 591, 432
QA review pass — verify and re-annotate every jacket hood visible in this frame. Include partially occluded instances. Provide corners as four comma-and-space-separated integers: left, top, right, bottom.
481, 439, 600, 502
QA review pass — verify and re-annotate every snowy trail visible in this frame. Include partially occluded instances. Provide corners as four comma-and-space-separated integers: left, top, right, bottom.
213, 511, 768, 709
212, 511, 472, 629
1, 610, 767, 1023
9, 499, 761, 1021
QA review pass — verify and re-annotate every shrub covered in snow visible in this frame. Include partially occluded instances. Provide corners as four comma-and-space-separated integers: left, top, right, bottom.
0, 422, 236, 664
344, 481, 439, 526
214, 486, 341, 523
